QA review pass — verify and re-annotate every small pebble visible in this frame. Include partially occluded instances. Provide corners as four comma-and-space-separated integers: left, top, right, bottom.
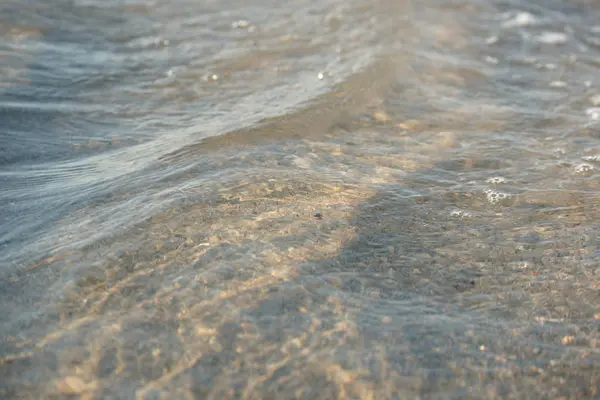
373, 111, 391, 122
397, 119, 423, 130
314, 212, 323, 220
561, 335, 576, 345
590, 94, 600, 106
55, 376, 95, 395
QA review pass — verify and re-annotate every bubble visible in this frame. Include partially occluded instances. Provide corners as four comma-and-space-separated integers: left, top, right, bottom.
508, 261, 530, 269
484, 189, 513, 204
486, 176, 506, 184
232, 20, 250, 29
574, 163, 594, 174
450, 210, 473, 219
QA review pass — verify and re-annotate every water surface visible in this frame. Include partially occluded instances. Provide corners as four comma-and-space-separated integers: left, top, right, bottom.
1, 0, 600, 398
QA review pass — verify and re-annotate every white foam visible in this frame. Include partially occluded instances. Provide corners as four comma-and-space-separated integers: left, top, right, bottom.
232, 20, 250, 29
586, 108, 600, 121
450, 210, 473, 219
582, 155, 600, 162
484, 189, 513, 204
536, 32, 568, 45
549, 81, 567, 88
574, 163, 594, 174
509, 261, 531, 269
486, 36, 499, 45
486, 176, 506, 184
503, 12, 537, 28
485, 56, 499, 64
536, 63, 557, 70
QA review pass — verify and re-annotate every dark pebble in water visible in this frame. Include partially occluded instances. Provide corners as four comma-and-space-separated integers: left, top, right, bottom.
314, 212, 323, 219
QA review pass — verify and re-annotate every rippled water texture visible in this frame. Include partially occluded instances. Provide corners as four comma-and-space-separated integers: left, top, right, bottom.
1, 0, 600, 398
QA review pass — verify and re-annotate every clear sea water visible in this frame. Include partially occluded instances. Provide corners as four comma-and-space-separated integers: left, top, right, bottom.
1, 0, 600, 398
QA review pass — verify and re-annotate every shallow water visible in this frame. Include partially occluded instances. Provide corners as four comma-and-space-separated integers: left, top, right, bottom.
1, 0, 600, 398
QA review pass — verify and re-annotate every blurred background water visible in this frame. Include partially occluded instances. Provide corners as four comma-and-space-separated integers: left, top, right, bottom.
1, 0, 600, 398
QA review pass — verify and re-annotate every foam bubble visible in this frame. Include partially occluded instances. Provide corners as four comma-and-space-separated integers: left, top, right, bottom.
450, 210, 473, 219
484, 189, 513, 204
574, 163, 594, 174
509, 261, 531, 269
582, 155, 600, 162
232, 20, 250, 29
486, 176, 506, 184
